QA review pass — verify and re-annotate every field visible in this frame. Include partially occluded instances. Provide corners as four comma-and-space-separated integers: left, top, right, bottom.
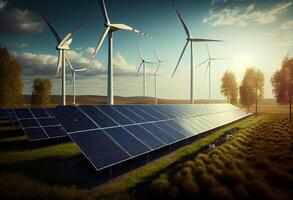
0, 97, 292, 199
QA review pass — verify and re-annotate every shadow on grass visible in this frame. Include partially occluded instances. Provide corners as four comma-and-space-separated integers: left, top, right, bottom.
0, 128, 23, 139
0, 136, 70, 151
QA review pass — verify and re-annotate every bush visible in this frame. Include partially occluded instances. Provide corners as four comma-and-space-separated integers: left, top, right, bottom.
266, 168, 293, 187
173, 169, 199, 199
149, 174, 170, 197
198, 173, 219, 190
246, 180, 276, 200
232, 184, 250, 200
207, 186, 234, 200
193, 166, 206, 177
220, 170, 245, 186
0, 173, 93, 200
166, 186, 179, 200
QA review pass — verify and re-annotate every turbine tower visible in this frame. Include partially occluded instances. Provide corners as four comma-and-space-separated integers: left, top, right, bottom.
153, 49, 167, 104
168, 0, 224, 104
137, 45, 156, 97
89, 0, 153, 105
66, 57, 87, 105
41, 15, 83, 106
195, 44, 228, 100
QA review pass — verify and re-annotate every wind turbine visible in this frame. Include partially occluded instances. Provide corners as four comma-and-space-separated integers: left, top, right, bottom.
89, 0, 153, 105
66, 57, 87, 105
168, 0, 224, 104
40, 15, 83, 106
136, 45, 157, 97
195, 44, 229, 100
153, 49, 167, 104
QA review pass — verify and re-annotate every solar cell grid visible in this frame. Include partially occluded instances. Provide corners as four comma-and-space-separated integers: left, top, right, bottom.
97, 105, 134, 125
124, 125, 164, 149
105, 127, 150, 157
78, 105, 118, 128
69, 130, 130, 170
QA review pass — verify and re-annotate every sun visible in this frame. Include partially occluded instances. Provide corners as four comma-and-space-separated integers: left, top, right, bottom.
233, 53, 254, 69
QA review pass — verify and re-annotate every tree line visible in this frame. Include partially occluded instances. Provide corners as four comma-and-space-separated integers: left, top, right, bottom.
221, 55, 293, 120
0, 47, 52, 107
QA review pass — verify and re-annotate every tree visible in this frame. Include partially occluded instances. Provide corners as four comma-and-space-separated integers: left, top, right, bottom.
239, 67, 264, 116
31, 78, 52, 106
0, 47, 23, 108
271, 55, 293, 121
221, 70, 238, 105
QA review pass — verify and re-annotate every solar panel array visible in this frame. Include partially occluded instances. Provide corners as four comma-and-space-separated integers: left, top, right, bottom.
51, 104, 250, 171
13, 108, 66, 141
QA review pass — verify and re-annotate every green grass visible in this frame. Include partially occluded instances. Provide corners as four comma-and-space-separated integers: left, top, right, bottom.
0, 122, 95, 199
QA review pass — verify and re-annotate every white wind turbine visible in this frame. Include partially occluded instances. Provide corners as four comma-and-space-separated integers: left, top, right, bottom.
89, 0, 153, 105
41, 15, 83, 106
66, 57, 87, 105
195, 44, 229, 100
168, 0, 224, 104
153, 49, 167, 104
136, 45, 157, 97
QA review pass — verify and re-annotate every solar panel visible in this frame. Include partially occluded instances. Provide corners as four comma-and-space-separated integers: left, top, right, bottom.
69, 129, 130, 170
4, 104, 249, 169
13, 108, 66, 141
62, 104, 250, 171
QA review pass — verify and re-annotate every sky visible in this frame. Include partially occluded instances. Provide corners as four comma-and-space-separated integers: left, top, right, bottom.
1, 0, 293, 100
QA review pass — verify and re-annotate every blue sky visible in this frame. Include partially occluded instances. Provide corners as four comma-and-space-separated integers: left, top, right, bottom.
1, 0, 293, 100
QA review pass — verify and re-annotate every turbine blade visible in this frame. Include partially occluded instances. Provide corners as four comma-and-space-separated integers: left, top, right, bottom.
171, 41, 189, 78
190, 38, 224, 42
168, 0, 191, 38
70, 72, 73, 84
71, 22, 87, 34
136, 44, 143, 60
99, 0, 110, 24
195, 59, 209, 69
87, 27, 110, 67
155, 63, 161, 75
212, 57, 230, 60
206, 44, 211, 58
137, 62, 143, 75
111, 24, 154, 39
203, 61, 209, 79
154, 49, 160, 61
56, 51, 62, 78
58, 33, 73, 49
145, 61, 157, 64
40, 13, 62, 43
74, 68, 87, 72
65, 56, 74, 71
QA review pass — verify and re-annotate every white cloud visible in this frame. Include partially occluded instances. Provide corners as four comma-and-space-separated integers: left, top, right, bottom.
203, 1, 292, 26
0, 0, 7, 11
13, 49, 139, 76
281, 20, 293, 29
0, 8, 43, 34
113, 52, 137, 75
86, 47, 95, 54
